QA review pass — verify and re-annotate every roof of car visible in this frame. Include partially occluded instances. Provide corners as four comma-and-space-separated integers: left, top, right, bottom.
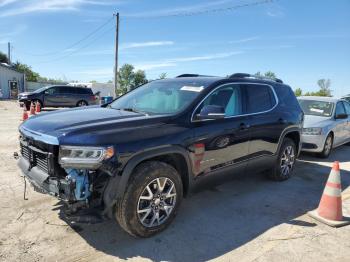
158, 75, 286, 88
298, 96, 343, 103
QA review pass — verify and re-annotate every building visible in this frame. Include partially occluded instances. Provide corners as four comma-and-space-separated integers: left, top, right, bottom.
0, 63, 25, 99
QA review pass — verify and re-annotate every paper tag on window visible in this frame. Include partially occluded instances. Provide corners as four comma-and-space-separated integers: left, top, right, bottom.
310, 108, 324, 113
180, 86, 204, 92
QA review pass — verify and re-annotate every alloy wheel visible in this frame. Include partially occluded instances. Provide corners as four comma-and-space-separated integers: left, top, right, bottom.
78, 101, 87, 107
324, 136, 332, 155
280, 146, 295, 177
137, 177, 177, 228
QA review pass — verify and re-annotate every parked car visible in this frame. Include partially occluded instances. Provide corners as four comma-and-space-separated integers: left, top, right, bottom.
18, 85, 98, 109
298, 96, 350, 158
17, 73, 303, 237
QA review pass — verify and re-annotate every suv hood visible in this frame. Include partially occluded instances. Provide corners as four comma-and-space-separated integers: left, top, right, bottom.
303, 115, 333, 128
20, 106, 169, 145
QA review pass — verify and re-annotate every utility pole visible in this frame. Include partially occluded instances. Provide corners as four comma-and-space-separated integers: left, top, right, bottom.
114, 13, 120, 95
7, 42, 11, 65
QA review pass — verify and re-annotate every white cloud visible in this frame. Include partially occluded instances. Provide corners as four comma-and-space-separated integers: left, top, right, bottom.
0, 0, 118, 17
134, 51, 243, 71
125, 0, 236, 18
229, 36, 260, 44
120, 41, 174, 50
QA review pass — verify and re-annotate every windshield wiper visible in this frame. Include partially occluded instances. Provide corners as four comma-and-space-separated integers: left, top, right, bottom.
118, 108, 149, 116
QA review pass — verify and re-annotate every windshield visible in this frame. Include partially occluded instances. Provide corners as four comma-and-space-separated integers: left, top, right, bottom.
110, 80, 207, 115
33, 86, 51, 94
298, 99, 334, 117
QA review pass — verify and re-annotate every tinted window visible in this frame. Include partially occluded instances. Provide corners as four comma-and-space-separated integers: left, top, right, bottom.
59, 86, 74, 94
298, 100, 334, 117
335, 102, 346, 116
344, 101, 350, 115
195, 84, 242, 117
76, 88, 92, 94
245, 84, 276, 113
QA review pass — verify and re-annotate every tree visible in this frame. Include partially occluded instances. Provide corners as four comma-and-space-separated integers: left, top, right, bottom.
132, 70, 148, 90
117, 64, 148, 94
303, 79, 332, 97
13, 61, 40, 82
159, 73, 167, 79
0, 51, 8, 64
255, 71, 277, 79
294, 88, 303, 97
317, 79, 332, 97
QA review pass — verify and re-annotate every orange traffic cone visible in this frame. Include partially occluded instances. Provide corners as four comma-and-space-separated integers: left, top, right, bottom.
35, 102, 41, 113
22, 107, 28, 121
308, 161, 350, 227
29, 102, 35, 116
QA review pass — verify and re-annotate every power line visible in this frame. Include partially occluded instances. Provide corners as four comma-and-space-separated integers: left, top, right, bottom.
125, 0, 276, 19
37, 24, 115, 63
17, 16, 114, 57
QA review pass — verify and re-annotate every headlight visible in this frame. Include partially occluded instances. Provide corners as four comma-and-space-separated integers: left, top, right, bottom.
302, 127, 322, 135
59, 146, 114, 168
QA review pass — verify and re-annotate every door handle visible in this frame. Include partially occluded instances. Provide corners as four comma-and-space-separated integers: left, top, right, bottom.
239, 123, 250, 130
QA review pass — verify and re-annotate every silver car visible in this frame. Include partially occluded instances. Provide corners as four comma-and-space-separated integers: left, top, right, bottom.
298, 96, 350, 158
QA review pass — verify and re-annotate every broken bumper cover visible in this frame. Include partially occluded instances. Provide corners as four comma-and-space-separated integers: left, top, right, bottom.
17, 157, 72, 200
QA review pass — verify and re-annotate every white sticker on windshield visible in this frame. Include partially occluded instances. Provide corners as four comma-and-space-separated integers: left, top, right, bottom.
310, 108, 324, 113
180, 86, 204, 92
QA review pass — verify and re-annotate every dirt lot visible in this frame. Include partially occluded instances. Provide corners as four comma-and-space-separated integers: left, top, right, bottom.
0, 100, 350, 262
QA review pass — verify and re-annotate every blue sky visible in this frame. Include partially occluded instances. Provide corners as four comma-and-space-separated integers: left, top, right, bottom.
0, 0, 349, 96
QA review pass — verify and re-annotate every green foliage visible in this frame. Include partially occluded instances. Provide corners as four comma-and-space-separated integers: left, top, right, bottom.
117, 64, 148, 94
0, 51, 8, 64
13, 61, 40, 81
255, 71, 277, 79
158, 72, 167, 79
294, 88, 302, 97
303, 79, 332, 97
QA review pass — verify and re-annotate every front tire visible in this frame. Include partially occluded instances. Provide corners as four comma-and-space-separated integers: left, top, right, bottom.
317, 134, 333, 159
268, 138, 296, 181
115, 161, 183, 238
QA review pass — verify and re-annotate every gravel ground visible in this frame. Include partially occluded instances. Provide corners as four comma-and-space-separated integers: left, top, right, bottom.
0, 100, 349, 262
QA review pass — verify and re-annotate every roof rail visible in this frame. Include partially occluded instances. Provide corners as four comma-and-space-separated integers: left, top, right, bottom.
229, 73, 283, 84
176, 74, 215, 78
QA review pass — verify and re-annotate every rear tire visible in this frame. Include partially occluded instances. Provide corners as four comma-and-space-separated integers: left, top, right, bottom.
268, 138, 296, 181
76, 100, 88, 107
317, 134, 333, 159
115, 161, 183, 238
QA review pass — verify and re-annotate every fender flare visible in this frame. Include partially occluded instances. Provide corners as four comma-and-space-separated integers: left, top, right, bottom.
103, 145, 193, 214
276, 126, 302, 155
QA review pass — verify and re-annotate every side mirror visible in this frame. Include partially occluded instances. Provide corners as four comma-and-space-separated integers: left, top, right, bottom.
335, 113, 348, 120
196, 105, 225, 120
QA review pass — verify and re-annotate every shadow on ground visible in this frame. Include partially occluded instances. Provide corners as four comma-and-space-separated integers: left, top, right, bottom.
57, 147, 350, 262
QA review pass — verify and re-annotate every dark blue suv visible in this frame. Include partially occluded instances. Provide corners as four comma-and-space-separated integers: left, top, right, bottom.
17, 73, 303, 237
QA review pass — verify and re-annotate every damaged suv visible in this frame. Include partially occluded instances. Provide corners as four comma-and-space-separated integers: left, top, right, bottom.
17, 73, 303, 237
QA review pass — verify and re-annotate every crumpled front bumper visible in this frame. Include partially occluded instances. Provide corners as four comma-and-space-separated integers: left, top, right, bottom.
17, 157, 73, 200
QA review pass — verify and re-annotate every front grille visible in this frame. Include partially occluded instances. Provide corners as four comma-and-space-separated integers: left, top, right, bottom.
20, 142, 49, 173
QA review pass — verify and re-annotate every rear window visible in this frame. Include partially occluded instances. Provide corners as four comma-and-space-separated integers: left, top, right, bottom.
298, 100, 334, 117
244, 84, 276, 113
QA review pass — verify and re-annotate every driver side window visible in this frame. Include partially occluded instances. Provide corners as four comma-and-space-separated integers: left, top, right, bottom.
45, 87, 58, 95
196, 84, 242, 117
335, 102, 346, 116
